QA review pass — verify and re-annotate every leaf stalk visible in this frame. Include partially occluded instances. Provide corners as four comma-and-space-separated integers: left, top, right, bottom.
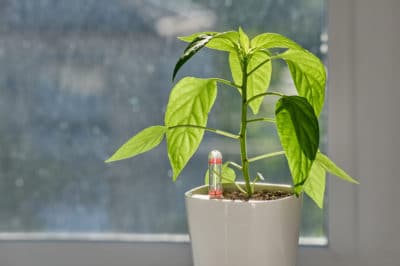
247, 58, 271, 77
246, 91, 283, 105
209, 78, 242, 90
168, 124, 240, 140
248, 151, 285, 163
246, 117, 276, 124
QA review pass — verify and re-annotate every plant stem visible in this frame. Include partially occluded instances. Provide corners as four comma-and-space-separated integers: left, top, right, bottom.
239, 56, 253, 196
246, 117, 276, 124
248, 151, 285, 163
168, 124, 240, 139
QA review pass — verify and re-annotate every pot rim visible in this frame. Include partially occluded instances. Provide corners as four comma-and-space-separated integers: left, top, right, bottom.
185, 182, 299, 204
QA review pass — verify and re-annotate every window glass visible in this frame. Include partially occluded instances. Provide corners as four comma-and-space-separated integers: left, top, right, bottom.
0, 0, 326, 240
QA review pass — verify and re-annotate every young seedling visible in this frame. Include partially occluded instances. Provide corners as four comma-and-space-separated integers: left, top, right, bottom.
106, 28, 358, 208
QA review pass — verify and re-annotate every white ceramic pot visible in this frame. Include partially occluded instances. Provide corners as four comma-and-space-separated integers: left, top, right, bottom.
185, 183, 302, 266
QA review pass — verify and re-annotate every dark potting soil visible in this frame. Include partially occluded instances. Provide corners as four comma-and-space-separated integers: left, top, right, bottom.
223, 190, 293, 201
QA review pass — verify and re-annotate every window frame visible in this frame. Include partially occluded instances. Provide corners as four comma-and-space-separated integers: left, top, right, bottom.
299, 0, 359, 264
299, 0, 359, 266
0, 0, 361, 265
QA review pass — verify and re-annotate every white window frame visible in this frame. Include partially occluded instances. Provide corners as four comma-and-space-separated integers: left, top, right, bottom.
2, 0, 397, 265
299, 0, 359, 265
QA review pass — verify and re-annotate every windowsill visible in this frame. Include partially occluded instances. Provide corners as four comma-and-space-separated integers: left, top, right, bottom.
0, 232, 327, 246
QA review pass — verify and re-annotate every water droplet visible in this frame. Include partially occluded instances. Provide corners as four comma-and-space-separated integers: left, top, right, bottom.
320, 44, 328, 54
146, 64, 155, 73
59, 121, 69, 130
22, 40, 31, 49
129, 97, 140, 112
92, 126, 101, 135
38, 168, 50, 177
15, 178, 24, 187
320, 32, 328, 42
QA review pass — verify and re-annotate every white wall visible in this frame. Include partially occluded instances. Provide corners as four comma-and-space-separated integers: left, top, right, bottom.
300, 0, 400, 265
354, 0, 400, 265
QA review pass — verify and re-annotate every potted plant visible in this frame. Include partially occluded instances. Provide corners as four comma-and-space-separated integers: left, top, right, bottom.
106, 28, 358, 266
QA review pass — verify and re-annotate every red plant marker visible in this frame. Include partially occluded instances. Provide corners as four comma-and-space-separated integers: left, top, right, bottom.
208, 150, 223, 199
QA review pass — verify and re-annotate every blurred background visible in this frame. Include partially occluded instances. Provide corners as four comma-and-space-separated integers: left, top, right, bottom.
0, 0, 326, 238
0, 1, 399, 266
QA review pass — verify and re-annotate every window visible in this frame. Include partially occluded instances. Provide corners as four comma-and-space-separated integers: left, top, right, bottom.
0, 0, 327, 250
10, 0, 398, 265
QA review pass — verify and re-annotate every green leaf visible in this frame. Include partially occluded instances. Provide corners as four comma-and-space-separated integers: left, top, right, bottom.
178, 32, 217, 42
204, 162, 236, 184
229, 50, 272, 114
316, 152, 359, 184
251, 33, 303, 50
178, 31, 239, 53
105, 126, 166, 163
165, 77, 217, 181
304, 152, 358, 208
304, 161, 326, 209
246, 51, 272, 114
229, 51, 242, 86
238, 27, 250, 52
173, 34, 214, 81
275, 96, 320, 191
277, 49, 326, 116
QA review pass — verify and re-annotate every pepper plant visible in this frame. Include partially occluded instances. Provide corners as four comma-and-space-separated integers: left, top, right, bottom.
106, 28, 358, 208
